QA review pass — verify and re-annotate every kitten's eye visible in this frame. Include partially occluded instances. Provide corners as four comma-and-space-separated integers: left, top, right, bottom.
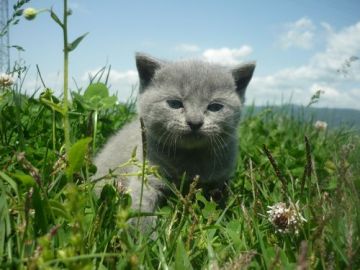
207, 103, 224, 112
167, 99, 183, 109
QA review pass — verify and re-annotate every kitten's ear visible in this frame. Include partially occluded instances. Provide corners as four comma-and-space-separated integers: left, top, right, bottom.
135, 53, 163, 92
231, 62, 256, 103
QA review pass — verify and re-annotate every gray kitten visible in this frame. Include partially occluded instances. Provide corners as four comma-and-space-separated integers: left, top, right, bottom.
94, 53, 255, 226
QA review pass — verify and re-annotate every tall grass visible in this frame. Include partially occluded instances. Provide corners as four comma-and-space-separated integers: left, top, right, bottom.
1, 1, 359, 268
0, 81, 359, 268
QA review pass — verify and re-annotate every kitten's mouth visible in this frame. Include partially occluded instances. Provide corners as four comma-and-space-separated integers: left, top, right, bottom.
180, 131, 208, 148
187, 130, 204, 137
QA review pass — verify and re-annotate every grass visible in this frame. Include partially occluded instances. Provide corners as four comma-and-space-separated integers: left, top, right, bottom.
1, 2, 359, 268
1, 79, 359, 269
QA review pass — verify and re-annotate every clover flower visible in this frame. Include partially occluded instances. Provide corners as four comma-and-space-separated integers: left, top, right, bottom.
23, 8, 38, 20
0, 73, 14, 87
314, 120, 328, 131
267, 201, 307, 234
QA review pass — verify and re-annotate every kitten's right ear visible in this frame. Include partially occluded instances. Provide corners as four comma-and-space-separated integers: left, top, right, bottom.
135, 53, 163, 92
231, 62, 256, 103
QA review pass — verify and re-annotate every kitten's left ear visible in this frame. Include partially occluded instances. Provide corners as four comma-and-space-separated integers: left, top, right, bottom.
231, 62, 256, 103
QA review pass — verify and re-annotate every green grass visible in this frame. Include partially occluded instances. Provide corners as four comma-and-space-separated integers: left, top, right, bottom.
1, 82, 359, 269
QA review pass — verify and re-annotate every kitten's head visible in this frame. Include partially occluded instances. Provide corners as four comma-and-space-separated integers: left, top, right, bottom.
136, 53, 255, 149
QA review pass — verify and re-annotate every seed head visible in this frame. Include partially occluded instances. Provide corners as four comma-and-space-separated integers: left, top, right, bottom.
0, 73, 14, 87
23, 8, 38, 20
314, 120, 328, 131
267, 201, 307, 234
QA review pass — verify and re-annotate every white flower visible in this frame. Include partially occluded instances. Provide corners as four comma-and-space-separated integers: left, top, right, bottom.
267, 201, 307, 234
0, 73, 14, 87
314, 120, 328, 131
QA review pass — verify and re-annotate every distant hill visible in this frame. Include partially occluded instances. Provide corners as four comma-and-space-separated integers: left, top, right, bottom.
244, 105, 360, 131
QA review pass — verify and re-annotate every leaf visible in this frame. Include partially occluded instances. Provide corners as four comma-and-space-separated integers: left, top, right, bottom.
48, 200, 71, 220
175, 239, 193, 270
32, 187, 49, 235
100, 95, 117, 109
0, 186, 11, 258
50, 9, 63, 28
72, 92, 92, 110
40, 97, 64, 115
10, 45, 25, 52
0, 171, 18, 196
66, 137, 92, 177
195, 193, 218, 220
100, 184, 118, 203
74, 84, 117, 111
67, 32, 88, 52
13, 172, 36, 187
84, 82, 109, 100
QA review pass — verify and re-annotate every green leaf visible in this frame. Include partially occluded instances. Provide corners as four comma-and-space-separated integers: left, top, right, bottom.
13, 172, 36, 187
0, 185, 11, 258
66, 137, 92, 177
84, 82, 109, 100
32, 187, 48, 235
0, 171, 18, 196
67, 32, 88, 52
10, 45, 25, 52
175, 239, 193, 270
100, 95, 117, 109
40, 97, 64, 115
50, 9, 63, 28
48, 200, 71, 220
195, 193, 218, 220
72, 92, 92, 110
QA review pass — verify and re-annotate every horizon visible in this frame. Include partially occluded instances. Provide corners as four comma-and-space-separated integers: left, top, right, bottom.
6, 0, 360, 110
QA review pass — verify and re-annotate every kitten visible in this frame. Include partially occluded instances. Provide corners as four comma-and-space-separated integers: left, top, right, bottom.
94, 53, 255, 226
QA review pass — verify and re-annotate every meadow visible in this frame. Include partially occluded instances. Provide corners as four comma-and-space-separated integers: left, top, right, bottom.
1, 76, 360, 269
1, 1, 360, 269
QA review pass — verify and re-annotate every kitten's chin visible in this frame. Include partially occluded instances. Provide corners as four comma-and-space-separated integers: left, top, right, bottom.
178, 133, 209, 149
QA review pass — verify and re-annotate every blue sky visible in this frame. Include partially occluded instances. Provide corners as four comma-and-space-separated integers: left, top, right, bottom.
8, 0, 360, 109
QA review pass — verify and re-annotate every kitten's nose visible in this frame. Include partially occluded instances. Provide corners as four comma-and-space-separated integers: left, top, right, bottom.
187, 120, 203, 131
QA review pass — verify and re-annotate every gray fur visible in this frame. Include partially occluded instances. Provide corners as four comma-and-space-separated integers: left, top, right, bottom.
93, 53, 255, 228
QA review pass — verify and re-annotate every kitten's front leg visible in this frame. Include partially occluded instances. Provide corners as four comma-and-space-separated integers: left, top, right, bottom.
127, 175, 164, 231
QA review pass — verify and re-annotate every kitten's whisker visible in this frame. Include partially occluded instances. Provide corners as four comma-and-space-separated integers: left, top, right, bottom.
211, 135, 225, 166
162, 131, 173, 154
217, 135, 228, 151
170, 133, 178, 158
156, 130, 169, 153
208, 136, 217, 179
219, 129, 239, 140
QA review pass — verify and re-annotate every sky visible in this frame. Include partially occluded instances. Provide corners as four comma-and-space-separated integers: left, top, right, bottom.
7, 0, 360, 109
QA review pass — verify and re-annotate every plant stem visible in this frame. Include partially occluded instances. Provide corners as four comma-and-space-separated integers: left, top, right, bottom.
137, 117, 147, 230
92, 109, 98, 152
62, 0, 71, 157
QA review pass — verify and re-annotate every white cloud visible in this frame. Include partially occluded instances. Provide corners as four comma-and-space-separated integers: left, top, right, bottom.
108, 70, 138, 84
175, 43, 201, 52
202, 46, 253, 65
81, 68, 138, 101
279, 17, 315, 50
248, 21, 360, 109
312, 22, 360, 73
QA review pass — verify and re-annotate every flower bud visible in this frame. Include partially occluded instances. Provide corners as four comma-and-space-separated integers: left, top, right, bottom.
23, 8, 38, 20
